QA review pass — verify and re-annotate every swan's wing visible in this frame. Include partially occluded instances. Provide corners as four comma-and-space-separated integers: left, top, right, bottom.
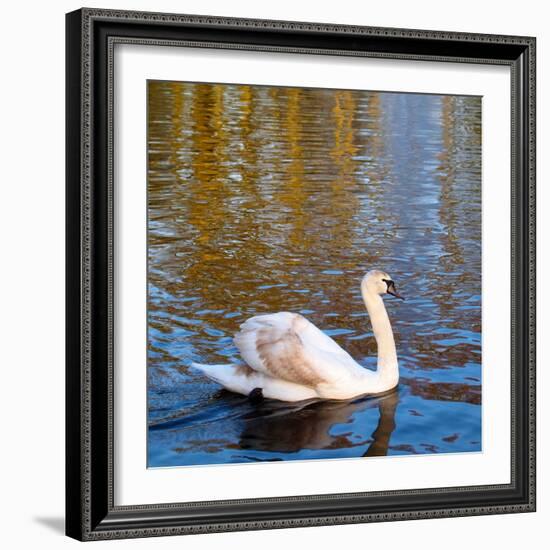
233, 312, 363, 387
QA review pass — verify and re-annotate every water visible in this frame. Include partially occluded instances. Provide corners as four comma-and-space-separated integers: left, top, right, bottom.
147, 81, 482, 468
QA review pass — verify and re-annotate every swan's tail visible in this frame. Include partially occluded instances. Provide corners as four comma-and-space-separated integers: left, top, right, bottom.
191, 362, 261, 396
191, 362, 319, 402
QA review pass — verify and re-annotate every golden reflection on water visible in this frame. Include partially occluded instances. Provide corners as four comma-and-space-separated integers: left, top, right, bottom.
147, 80, 482, 467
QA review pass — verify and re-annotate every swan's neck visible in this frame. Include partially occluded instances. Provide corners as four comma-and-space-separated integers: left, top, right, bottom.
361, 286, 399, 387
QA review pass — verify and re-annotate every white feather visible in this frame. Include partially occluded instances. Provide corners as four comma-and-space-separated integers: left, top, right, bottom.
191, 362, 318, 402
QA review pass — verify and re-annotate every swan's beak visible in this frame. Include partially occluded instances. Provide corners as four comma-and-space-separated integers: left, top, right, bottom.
386, 281, 405, 300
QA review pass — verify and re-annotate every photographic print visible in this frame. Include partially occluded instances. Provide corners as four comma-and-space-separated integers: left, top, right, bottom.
147, 80, 482, 469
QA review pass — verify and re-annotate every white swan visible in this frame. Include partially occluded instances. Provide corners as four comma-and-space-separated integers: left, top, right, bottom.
193, 269, 404, 402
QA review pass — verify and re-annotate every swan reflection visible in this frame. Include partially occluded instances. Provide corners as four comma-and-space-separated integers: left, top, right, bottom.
236, 389, 399, 456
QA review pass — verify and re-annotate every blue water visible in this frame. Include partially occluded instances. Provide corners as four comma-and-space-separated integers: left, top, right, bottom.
147, 82, 482, 467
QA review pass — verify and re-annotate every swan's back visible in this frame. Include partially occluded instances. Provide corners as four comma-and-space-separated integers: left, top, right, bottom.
234, 312, 364, 390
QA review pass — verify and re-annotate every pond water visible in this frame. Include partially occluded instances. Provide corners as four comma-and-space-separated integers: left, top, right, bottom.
147, 81, 482, 468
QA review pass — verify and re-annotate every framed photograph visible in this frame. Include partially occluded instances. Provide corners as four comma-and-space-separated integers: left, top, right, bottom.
66, 8, 536, 541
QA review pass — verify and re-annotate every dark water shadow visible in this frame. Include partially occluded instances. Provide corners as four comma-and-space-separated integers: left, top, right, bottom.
236, 389, 399, 456
33, 516, 65, 535
363, 390, 399, 456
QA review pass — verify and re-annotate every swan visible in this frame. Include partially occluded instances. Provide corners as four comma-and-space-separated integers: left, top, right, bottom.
192, 269, 404, 402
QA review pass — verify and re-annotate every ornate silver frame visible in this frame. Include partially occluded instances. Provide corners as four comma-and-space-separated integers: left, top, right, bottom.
66, 8, 536, 541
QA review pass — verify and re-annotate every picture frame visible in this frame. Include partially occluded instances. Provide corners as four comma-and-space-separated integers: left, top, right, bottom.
65, 7, 536, 541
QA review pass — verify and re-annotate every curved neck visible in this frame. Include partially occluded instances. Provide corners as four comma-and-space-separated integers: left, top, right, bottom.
361, 285, 399, 385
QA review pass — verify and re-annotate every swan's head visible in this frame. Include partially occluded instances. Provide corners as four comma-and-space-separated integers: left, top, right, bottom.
362, 269, 404, 300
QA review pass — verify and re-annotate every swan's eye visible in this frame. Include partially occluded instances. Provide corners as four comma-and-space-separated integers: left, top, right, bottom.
382, 278, 394, 289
